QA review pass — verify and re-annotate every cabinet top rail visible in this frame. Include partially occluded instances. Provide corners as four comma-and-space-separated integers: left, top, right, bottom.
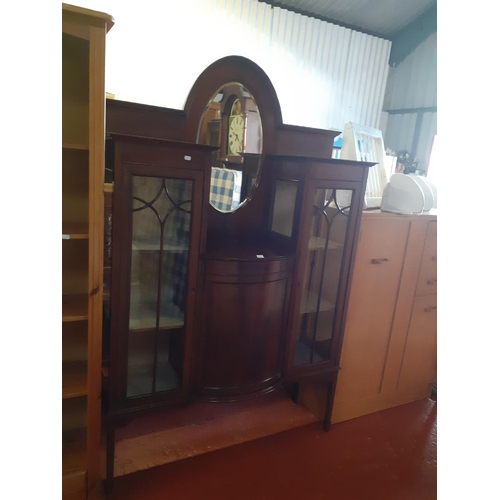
63, 3, 114, 31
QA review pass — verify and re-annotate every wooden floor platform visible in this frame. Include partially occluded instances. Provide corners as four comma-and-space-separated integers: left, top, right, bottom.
105, 388, 319, 478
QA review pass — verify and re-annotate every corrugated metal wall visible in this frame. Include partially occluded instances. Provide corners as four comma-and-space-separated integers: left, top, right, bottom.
389, 32, 437, 109
78, 0, 391, 132
382, 32, 437, 168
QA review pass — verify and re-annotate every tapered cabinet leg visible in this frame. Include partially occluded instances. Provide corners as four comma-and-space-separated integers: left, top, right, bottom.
323, 381, 334, 432
105, 424, 115, 495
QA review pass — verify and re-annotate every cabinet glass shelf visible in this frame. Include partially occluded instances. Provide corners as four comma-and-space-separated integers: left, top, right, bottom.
308, 237, 343, 251
132, 239, 188, 252
126, 362, 180, 397
300, 292, 335, 314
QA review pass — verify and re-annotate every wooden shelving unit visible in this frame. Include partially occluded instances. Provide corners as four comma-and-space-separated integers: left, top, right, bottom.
62, 4, 113, 499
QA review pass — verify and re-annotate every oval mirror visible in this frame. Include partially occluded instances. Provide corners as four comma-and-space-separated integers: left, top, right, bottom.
197, 82, 263, 213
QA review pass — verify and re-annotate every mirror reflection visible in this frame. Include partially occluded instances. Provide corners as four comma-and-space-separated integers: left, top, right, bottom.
197, 82, 263, 213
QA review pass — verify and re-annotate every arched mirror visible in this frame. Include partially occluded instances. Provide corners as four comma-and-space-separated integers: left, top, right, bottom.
197, 82, 263, 213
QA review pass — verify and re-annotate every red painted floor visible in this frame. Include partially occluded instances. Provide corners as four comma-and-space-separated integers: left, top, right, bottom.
109, 398, 436, 500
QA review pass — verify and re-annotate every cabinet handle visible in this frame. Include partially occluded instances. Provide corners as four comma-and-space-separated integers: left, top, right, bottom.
431, 256, 437, 262
424, 306, 437, 313
371, 258, 389, 264
427, 279, 437, 285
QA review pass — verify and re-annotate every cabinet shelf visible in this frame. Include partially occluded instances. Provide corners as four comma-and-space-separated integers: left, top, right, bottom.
132, 240, 188, 252
62, 295, 88, 322
62, 222, 89, 240
300, 292, 335, 314
294, 340, 328, 366
62, 362, 88, 399
126, 361, 180, 398
129, 288, 185, 330
129, 308, 185, 331
62, 142, 89, 151
62, 428, 87, 475
308, 237, 344, 251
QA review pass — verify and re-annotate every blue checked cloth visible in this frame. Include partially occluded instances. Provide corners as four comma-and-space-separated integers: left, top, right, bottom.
210, 167, 242, 212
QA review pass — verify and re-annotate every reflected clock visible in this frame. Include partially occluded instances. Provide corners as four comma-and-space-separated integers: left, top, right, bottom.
228, 114, 244, 156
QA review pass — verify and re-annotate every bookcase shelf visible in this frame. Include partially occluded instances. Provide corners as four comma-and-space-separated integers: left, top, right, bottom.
62, 142, 89, 151
62, 294, 88, 322
62, 428, 87, 474
62, 362, 88, 399
62, 222, 89, 240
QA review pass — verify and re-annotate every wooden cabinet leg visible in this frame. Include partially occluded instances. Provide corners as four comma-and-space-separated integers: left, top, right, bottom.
323, 381, 334, 432
105, 424, 115, 495
291, 382, 300, 404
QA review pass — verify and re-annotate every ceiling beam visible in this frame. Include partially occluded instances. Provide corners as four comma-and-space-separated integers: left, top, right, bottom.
389, 2, 437, 67
257, 1, 390, 39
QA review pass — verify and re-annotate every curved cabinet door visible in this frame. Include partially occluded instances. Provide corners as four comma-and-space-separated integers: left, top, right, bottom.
198, 258, 293, 400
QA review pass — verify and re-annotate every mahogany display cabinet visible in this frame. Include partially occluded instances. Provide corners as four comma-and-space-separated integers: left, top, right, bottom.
104, 56, 374, 485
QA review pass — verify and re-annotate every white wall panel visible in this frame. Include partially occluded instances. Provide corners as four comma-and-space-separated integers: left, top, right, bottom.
75, 0, 391, 132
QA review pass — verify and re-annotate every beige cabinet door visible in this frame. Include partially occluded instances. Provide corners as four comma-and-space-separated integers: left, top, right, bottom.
398, 293, 437, 393
415, 221, 437, 296
334, 217, 411, 403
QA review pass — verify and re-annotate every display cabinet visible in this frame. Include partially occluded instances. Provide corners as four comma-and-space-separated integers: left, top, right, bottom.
268, 156, 371, 429
107, 135, 215, 414
104, 56, 373, 486
62, 4, 113, 499
105, 134, 215, 485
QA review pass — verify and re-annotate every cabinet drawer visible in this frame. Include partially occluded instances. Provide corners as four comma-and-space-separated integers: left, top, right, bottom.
415, 221, 437, 296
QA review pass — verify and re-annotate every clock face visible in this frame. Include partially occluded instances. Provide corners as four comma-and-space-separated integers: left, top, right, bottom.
228, 115, 244, 156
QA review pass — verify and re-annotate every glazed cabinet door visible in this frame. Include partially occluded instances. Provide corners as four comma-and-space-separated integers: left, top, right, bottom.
109, 141, 208, 412
285, 182, 364, 378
